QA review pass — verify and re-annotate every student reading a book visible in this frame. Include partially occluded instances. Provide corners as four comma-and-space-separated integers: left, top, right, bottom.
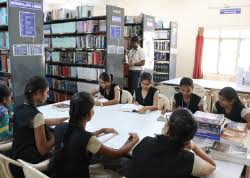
10, 76, 68, 178
0, 84, 13, 142
49, 92, 139, 178
133, 72, 159, 114
172, 77, 204, 113
128, 109, 216, 178
213, 87, 250, 128
91, 72, 122, 106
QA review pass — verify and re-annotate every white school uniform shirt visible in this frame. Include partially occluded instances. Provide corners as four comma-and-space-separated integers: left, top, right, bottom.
128, 45, 145, 71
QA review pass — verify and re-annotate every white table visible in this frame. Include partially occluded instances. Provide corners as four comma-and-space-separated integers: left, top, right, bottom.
161, 78, 250, 94
38, 101, 244, 178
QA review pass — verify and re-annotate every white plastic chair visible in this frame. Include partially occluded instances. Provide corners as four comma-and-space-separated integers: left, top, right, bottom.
0, 153, 22, 178
193, 84, 211, 112
0, 140, 12, 152
121, 90, 133, 104
18, 159, 49, 178
155, 84, 176, 111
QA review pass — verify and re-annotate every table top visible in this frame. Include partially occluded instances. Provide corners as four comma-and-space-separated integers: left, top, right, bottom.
161, 78, 250, 94
38, 101, 244, 178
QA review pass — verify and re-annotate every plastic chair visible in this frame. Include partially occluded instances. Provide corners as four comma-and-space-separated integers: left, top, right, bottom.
0, 153, 22, 178
193, 84, 211, 112
18, 159, 49, 178
155, 84, 176, 110
120, 89, 133, 104
0, 140, 12, 152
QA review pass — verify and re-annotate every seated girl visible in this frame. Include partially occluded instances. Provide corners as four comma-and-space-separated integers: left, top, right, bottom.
173, 77, 204, 113
0, 84, 13, 142
91, 72, 121, 106
11, 76, 67, 178
49, 92, 139, 178
128, 109, 216, 178
133, 72, 159, 114
213, 87, 250, 128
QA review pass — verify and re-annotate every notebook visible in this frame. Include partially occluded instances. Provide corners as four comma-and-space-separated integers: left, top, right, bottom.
97, 133, 130, 149
119, 104, 144, 113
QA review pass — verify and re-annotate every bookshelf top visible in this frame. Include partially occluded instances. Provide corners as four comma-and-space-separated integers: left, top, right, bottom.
44, 16, 106, 25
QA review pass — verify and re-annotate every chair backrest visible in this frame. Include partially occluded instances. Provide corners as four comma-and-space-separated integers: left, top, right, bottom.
155, 84, 176, 111
0, 141, 12, 152
18, 159, 49, 178
54, 122, 69, 151
193, 84, 212, 112
121, 89, 133, 104
0, 153, 22, 178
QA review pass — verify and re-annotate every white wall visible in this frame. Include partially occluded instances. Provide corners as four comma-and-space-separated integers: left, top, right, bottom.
45, 0, 250, 77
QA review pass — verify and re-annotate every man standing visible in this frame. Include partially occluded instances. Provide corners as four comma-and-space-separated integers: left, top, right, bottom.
128, 36, 145, 95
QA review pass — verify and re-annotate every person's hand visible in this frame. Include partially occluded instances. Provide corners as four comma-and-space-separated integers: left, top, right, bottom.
138, 107, 147, 114
95, 100, 102, 106
128, 133, 139, 143
102, 128, 118, 134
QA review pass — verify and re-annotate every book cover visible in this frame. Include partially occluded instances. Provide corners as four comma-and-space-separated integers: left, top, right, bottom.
194, 111, 225, 125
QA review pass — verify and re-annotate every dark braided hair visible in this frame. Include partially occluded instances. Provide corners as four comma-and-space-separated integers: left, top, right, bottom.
168, 109, 197, 150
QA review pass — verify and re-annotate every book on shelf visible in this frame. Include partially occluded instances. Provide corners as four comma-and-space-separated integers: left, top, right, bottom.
76, 5, 94, 18
0, 32, 9, 49
124, 26, 142, 37
47, 78, 77, 94
52, 103, 70, 112
154, 63, 169, 73
76, 35, 105, 49
44, 38, 51, 48
77, 67, 104, 81
51, 22, 76, 34
43, 24, 51, 35
0, 7, 7, 25
210, 141, 250, 165
52, 37, 76, 48
154, 41, 170, 51
155, 52, 169, 61
46, 65, 78, 78
125, 15, 143, 24
97, 133, 130, 149
153, 74, 169, 83
76, 20, 100, 33
0, 55, 10, 73
75, 51, 106, 65
119, 104, 144, 113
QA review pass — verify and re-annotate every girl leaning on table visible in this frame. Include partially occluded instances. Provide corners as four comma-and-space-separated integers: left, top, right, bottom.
133, 72, 159, 114
128, 108, 216, 178
10, 76, 68, 178
213, 87, 250, 129
49, 92, 139, 178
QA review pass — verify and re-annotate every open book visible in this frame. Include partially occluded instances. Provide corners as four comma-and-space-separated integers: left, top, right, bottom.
119, 104, 144, 112
97, 133, 130, 149
52, 103, 70, 112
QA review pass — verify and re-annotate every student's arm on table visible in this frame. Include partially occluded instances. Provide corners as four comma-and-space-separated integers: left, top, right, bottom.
45, 117, 69, 126
138, 90, 159, 114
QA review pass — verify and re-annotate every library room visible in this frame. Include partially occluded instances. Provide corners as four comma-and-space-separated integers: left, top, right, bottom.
0, 0, 250, 177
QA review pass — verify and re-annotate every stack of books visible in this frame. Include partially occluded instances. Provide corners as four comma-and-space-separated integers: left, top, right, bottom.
210, 141, 250, 165
221, 122, 248, 148
0, 55, 10, 73
154, 41, 170, 51
194, 111, 225, 141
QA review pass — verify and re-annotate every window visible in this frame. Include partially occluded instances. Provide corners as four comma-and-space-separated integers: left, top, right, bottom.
203, 28, 250, 76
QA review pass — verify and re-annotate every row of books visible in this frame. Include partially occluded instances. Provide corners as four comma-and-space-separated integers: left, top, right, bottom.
154, 41, 170, 51
46, 64, 105, 81
124, 26, 142, 37
155, 52, 169, 61
154, 63, 169, 73
47, 77, 77, 93
125, 15, 143, 24
0, 32, 9, 49
0, 55, 10, 73
155, 19, 170, 29
46, 51, 106, 65
45, 6, 94, 21
76, 35, 106, 49
46, 65, 77, 78
48, 91, 72, 103
76, 20, 106, 33
0, 8, 7, 25
155, 30, 170, 39
45, 21, 106, 35
153, 73, 169, 83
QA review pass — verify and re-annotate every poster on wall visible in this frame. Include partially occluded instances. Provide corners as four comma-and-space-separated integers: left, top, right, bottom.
110, 25, 121, 39
30, 44, 43, 56
116, 46, 124, 54
19, 11, 36, 37
107, 45, 116, 54
13, 44, 29, 56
